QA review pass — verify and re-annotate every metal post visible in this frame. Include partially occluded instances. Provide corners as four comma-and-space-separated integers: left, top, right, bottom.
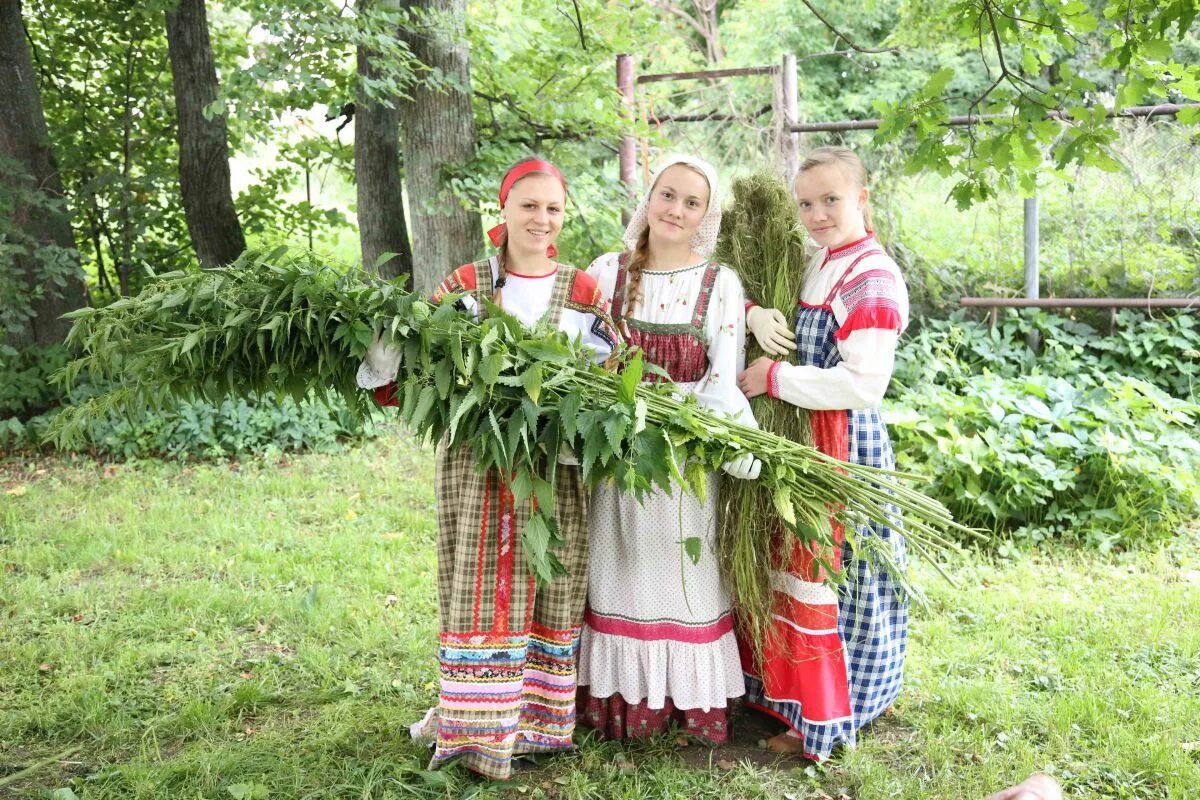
781, 54, 798, 181
616, 55, 636, 224
1024, 195, 1040, 350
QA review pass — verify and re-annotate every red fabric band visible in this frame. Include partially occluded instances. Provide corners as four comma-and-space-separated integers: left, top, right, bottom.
488, 159, 567, 258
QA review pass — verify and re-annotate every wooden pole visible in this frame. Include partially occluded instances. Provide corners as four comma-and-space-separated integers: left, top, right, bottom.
781, 54, 798, 181
616, 54, 636, 224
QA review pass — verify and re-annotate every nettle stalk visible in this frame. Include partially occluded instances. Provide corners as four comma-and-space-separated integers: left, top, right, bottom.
51, 247, 972, 596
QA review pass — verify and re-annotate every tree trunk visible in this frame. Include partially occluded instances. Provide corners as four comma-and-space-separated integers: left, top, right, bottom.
356, 0, 413, 283
165, 0, 245, 269
398, 0, 481, 295
0, 0, 86, 349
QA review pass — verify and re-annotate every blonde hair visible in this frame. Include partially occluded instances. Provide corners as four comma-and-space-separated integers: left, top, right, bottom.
622, 162, 710, 322
795, 146, 873, 231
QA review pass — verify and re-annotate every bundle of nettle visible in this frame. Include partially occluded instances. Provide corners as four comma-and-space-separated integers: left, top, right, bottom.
50, 245, 967, 634
715, 170, 819, 653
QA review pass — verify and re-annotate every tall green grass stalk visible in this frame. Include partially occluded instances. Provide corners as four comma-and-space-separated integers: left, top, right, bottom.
715, 171, 817, 661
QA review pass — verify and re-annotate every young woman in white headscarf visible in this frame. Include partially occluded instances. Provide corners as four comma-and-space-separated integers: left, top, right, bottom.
575, 155, 761, 744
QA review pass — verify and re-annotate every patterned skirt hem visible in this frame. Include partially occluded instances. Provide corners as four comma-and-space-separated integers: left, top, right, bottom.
743, 676, 857, 762
428, 737, 576, 780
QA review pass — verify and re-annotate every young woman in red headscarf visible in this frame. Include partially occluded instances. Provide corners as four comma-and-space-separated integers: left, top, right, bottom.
357, 158, 616, 780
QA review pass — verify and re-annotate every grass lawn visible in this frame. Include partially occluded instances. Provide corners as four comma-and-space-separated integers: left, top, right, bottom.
2, 433, 1197, 799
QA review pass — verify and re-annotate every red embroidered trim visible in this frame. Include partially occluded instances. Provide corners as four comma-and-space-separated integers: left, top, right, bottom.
767, 361, 783, 399
431, 263, 479, 302
826, 232, 875, 257
494, 479, 514, 633
503, 267, 559, 279
584, 608, 734, 644
569, 270, 604, 306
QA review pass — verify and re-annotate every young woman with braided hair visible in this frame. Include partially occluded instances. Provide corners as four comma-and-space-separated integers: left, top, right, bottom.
576, 154, 761, 745
358, 158, 616, 779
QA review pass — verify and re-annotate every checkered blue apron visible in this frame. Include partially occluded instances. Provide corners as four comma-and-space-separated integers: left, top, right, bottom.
743, 302, 908, 760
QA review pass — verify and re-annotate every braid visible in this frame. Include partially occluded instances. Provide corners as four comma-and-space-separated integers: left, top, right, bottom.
623, 226, 651, 320
493, 235, 509, 309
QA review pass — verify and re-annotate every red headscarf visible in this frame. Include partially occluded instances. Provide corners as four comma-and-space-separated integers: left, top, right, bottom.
486, 159, 567, 258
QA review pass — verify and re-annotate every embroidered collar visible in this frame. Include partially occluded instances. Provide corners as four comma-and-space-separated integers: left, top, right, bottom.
640, 260, 711, 276
821, 233, 876, 268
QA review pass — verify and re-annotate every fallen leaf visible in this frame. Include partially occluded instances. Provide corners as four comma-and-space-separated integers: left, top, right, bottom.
239, 671, 254, 680
38, 663, 53, 673
378, 531, 403, 540
345, 509, 358, 521
675, 735, 690, 747
5, 485, 27, 496
384, 594, 399, 606
716, 758, 736, 771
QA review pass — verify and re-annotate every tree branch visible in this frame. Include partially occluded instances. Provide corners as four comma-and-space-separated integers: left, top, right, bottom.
796, 0, 899, 54
558, 0, 587, 50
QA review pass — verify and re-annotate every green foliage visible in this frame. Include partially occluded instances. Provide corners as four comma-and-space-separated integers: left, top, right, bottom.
21, 0, 192, 298
888, 125, 1200, 315
0, 344, 70, 418
51, 248, 968, 587
2, 389, 376, 461
0, 157, 82, 344
889, 373, 1200, 551
3, 438, 1198, 798
879, 0, 1200, 204
889, 310, 1200, 549
894, 309, 1200, 402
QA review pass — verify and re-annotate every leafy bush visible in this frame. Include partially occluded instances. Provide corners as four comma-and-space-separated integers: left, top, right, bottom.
0, 343, 70, 417
1, 343, 380, 459
889, 309, 1200, 550
894, 309, 1200, 402
888, 374, 1200, 552
2, 388, 380, 460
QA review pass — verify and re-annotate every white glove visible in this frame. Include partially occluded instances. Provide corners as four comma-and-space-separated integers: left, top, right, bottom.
363, 331, 402, 383
720, 454, 762, 480
746, 305, 796, 356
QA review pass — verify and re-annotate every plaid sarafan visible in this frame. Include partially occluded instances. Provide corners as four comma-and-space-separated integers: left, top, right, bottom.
741, 302, 907, 762
424, 445, 590, 779
412, 264, 592, 781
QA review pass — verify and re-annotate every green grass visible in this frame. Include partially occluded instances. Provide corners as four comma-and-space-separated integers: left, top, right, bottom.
2, 435, 1198, 799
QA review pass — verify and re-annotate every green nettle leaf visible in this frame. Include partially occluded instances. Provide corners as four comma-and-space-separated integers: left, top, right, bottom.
522, 512, 565, 584
532, 475, 555, 516
602, 412, 629, 448
682, 536, 702, 566
619, 350, 643, 404
559, 391, 583, 441
410, 385, 437, 431
520, 363, 544, 404
510, 467, 534, 505
478, 353, 507, 385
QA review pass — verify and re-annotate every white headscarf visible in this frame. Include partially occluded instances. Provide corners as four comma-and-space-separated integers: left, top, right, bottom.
621, 154, 723, 258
